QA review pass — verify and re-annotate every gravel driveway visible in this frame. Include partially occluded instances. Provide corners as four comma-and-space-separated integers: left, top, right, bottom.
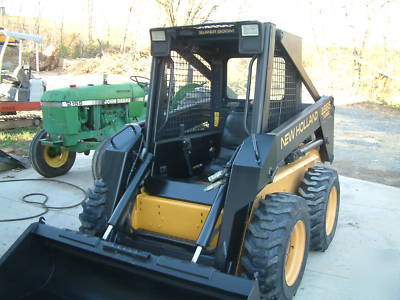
333, 103, 400, 187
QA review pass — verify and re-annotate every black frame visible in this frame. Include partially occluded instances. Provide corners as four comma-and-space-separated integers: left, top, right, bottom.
138, 21, 334, 274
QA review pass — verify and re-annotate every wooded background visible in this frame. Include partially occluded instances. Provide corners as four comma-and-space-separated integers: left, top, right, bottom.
1, 0, 399, 106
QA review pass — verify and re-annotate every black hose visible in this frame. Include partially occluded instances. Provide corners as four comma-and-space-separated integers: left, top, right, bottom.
0, 178, 87, 222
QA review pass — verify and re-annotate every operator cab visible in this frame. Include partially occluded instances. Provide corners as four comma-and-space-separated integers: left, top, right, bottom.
146, 22, 302, 186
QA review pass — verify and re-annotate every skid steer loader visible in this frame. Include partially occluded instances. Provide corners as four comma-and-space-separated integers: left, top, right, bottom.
0, 21, 340, 299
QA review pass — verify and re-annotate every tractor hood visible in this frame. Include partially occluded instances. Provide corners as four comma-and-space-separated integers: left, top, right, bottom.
41, 82, 145, 104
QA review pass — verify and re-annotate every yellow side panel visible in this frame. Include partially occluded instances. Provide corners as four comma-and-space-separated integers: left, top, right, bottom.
236, 149, 321, 275
257, 149, 321, 200
131, 193, 221, 248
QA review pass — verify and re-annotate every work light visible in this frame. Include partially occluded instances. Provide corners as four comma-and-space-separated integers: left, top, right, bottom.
241, 24, 259, 37
151, 30, 166, 42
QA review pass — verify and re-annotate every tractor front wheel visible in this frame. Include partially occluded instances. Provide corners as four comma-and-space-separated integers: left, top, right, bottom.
241, 193, 310, 300
30, 129, 76, 177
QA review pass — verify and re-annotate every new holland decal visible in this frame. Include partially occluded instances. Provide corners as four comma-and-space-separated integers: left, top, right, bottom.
280, 111, 319, 149
280, 100, 333, 149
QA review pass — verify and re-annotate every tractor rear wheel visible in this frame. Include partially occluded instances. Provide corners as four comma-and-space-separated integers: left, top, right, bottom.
241, 193, 310, 300
30, 129, 76, 177
298, 166, 340, 251
91, 138, 111, 180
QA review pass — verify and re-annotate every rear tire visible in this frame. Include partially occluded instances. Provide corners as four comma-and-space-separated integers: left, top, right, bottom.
241, 193, 310, 300
30, 129, 76, 177
91, 138, 111, 180
298, 166, 340, 251
79, 179, 109, 236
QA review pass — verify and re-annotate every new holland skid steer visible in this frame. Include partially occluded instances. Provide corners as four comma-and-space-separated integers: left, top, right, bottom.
0, 21, 340, 299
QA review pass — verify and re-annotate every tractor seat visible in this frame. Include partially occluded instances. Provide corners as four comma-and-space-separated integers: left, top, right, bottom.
203, 110, 251, 177
13, 66, 30, 89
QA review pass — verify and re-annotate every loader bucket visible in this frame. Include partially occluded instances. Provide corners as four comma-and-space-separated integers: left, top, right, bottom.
0, 223, 260, 299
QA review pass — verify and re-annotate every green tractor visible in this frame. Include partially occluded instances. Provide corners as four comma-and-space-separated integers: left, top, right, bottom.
30, 75, 206, 178
30, 76, 149, 178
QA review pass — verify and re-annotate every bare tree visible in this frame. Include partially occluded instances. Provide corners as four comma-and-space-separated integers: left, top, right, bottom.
343, 0, 394, 89
87, 0, 94, 42
121, 1, 135, 53
155, 0, 219, 26
60, 12, 64, 46
35, 0, 41, 35
18, 1, 26, 31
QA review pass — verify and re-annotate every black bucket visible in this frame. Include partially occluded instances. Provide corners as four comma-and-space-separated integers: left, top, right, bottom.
0, 223, 259, 299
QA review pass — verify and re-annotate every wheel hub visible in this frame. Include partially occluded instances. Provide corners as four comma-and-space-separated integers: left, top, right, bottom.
325, 186, 338, 235
43, 146, 69, 168
284, 220, 306, 286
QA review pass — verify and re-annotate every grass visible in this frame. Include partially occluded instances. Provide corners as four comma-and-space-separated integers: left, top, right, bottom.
389, 103, 400, 111
0, 127, 41, 156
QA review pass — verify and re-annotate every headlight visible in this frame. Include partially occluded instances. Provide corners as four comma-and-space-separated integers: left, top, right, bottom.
241, 24, 259, 37
151, 30, 166, 42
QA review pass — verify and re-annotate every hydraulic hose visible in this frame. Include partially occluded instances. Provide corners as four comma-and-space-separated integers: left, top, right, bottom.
0, 178, 87, 222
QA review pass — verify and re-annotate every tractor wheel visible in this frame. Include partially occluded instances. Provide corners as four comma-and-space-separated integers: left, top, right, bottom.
91, 138, 111, 180
79, 179, 109, 236
30, 129, 76, 177
241, 193, 310, 300
298, 166, 340, 251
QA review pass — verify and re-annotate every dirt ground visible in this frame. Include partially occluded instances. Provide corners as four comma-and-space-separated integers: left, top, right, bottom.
332, 103, 400, 187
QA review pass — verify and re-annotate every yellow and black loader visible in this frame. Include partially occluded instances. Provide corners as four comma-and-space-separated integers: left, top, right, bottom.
0, 21, 340, 299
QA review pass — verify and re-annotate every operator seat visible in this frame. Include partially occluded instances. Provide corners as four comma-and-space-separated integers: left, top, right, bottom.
203, 108, 251, 176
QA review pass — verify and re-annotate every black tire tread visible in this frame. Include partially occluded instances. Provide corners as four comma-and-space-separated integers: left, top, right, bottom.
298, 166, 339, 251
79, 179, 109, 236
91, 138, 111, 180
241, 193, 310, 300
29, 129, 76, 177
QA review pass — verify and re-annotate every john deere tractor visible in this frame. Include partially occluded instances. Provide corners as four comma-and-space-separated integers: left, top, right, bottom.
0, 21, 340, 299
29, 76, 148, 178
30, 75, 208, 178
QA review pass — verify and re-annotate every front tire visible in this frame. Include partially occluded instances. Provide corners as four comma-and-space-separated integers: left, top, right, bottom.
298, 166, 340, 251
30, 129, 76, 177
79, 179, 109, 236
241, 193, 310, 300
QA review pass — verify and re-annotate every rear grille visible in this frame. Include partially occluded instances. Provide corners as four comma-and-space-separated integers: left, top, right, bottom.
157, 51, 212, 139
267, 47, 301, 131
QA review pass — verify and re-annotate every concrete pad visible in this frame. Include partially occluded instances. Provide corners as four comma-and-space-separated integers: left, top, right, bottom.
1, 155, 399, 299
0, 153, 91, 253
297, 176, 400, 300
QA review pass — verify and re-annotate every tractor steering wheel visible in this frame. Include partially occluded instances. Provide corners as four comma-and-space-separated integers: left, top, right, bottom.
130, 75, 150, 90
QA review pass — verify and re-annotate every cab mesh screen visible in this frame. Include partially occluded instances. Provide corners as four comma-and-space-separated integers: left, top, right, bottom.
267, 48, 301, 131
157, 51, 212, 139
